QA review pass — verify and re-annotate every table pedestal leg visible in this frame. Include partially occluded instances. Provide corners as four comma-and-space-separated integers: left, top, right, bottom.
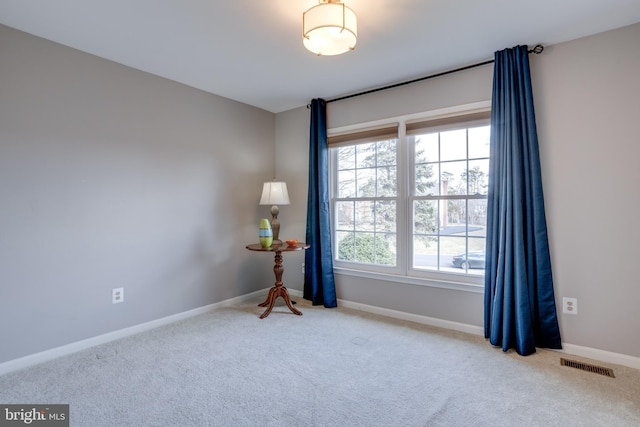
258, 250, 302, 319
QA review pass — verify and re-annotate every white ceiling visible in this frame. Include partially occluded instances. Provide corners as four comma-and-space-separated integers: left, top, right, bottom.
1, 0, 639, 113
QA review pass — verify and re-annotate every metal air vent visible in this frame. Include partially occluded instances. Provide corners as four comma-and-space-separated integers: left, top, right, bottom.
560, 357, 615, 378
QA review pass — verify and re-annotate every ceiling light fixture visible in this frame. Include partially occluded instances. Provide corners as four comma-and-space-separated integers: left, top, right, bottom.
303, 0, 357, 56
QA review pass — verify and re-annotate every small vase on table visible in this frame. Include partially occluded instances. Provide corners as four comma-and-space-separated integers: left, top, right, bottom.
259, 218, 273, 248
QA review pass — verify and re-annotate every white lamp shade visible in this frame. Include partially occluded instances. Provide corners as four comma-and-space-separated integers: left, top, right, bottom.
259, 182, 290, 205
303, 1, 357, 56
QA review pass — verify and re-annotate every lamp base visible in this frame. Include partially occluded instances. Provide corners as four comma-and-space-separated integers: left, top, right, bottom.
271, 206, 282, 244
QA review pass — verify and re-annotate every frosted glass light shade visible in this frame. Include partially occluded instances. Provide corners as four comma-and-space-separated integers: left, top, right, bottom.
259, 182, 290, 205
303, 1, 357, 56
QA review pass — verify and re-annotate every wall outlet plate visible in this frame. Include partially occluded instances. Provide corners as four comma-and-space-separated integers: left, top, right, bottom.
112, 288, 124, 304
562, 297, 577, 315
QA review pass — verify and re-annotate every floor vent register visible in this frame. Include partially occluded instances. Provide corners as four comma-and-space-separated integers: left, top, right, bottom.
560, 357, 615, 378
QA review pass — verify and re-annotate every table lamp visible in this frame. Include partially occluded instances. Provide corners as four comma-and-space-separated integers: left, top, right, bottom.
259, 181, 290, 244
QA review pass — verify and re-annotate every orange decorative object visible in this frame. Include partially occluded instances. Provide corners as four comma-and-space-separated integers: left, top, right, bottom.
285, 239, 298, 247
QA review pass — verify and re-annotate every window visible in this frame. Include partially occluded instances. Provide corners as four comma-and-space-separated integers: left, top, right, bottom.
408, 113, 490, 277
332, 126, 399, 269
330, 109, 490, 286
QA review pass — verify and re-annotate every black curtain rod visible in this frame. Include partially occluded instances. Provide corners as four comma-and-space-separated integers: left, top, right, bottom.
307, 44, 543, 108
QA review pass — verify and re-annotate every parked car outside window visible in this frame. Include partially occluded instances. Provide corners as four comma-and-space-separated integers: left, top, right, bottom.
452, 252, 485, 269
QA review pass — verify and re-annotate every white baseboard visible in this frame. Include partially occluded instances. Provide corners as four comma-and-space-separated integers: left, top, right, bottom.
335, 297, 485, 336
0, 289, 269, 376
289, 288, 484, 336
3, 288, 639, 375
558, 343, 640, 370
310, 291, 640, 371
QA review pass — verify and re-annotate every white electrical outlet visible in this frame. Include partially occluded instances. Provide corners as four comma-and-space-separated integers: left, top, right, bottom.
302, 262, 305, 275
112, 288, 124, 304
562, 297, 577, 315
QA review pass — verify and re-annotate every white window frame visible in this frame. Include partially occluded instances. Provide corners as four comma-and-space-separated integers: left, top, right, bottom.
329, 102, 491, 293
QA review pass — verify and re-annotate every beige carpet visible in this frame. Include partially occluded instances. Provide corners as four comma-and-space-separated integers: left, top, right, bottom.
1, 296, 639, 426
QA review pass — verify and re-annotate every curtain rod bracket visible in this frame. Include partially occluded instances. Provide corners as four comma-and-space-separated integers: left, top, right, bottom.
529, 44, 544, 54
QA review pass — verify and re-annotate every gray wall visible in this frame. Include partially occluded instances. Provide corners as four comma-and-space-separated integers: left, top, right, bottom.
274, 106, 311, 289
275, 23, 640, 358
534, 23, 640, 358
0, 25, 275, 363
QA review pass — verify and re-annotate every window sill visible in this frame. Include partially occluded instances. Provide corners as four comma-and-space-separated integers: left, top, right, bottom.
333, 266, 485, 294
